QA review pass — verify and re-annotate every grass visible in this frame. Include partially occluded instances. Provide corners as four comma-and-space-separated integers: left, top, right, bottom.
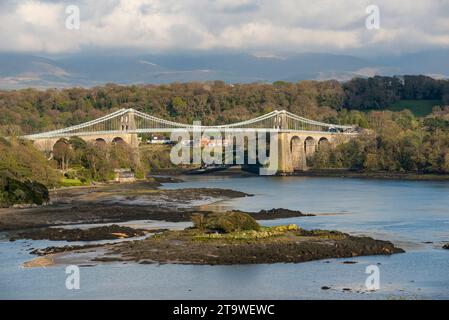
192, 224, 300, 241
60, 178, 89, 187
386, 99, 441, 117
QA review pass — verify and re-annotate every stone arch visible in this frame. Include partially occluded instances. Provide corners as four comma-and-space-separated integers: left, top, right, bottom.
52, 138, 70, 152
243, 133, 257, 164
290, 136, 300, 152
256, 132, 271, 162
95, 138, 107, 146
52, 138, 72, 171
290, 136, 305, 170
112, 137, 126, 145
318, 137, 330, 149
304, 136, 316, 157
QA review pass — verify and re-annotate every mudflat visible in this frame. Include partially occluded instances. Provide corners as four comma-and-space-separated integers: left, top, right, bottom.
0, 181, 312, 231
6, 180, 405, 267
27, 226, 404, 266
0, 181, 251, 230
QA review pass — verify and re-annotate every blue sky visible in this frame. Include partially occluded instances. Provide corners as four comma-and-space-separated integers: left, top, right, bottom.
0, 0, 448, 56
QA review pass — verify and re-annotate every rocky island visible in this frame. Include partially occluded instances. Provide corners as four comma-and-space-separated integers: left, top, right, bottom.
24, 212, 404, 266
1, 181, 405, 268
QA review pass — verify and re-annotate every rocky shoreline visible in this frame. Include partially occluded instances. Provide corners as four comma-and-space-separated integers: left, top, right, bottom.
0, 182, 251, 231
24, 225, 404, 266
122, 229, 404, 265
0, 179, 407, 268
0, 182, 314, 231
231, 208, 314, 219
9, 224, 160, 242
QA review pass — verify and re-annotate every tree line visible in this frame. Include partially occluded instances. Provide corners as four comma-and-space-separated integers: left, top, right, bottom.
1, 76, 449, 206
1, 75, 448, 137
312, 107, 449, 173
343, 75, 449, 110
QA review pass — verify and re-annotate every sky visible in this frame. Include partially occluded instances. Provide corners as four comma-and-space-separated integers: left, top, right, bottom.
0, 0, 448, 57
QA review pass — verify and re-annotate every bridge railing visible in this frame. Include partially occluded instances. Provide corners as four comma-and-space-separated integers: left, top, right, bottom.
23, 108, 357, 140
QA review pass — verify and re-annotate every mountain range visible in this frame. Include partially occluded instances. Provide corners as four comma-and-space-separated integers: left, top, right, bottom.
1, 50, 448, 89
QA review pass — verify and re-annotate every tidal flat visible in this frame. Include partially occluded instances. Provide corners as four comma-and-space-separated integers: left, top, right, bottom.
0, 178, 404, 269
2, 176, 449, 299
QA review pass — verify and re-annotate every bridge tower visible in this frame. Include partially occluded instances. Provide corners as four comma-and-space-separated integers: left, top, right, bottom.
120, 109, 139, 149
275, 111, 309, 175
276, 111, 294, 175
23, 108, 357, 176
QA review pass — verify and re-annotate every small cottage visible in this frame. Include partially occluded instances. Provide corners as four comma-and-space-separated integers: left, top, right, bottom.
113, 169, 136, 183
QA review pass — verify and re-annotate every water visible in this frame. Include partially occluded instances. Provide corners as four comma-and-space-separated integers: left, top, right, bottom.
1, 176, 449, 299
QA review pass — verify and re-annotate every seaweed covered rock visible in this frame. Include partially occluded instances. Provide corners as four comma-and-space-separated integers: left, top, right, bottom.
194, 212, 260, 233
0, 177, 49, 207
10, 224, 148, 242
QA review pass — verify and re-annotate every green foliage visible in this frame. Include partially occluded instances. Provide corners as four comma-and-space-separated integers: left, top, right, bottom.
0, 177, 49, 206
0, 138, 56, 206
139, 145, 177, 171
343, 76, 402, 110
0, 81, 346, 133
169, 96, 187, 116
1, 76, 448, 134
2, 77, 449, 182
388, 100, 441, 117
0, 138, 60, 187
312, 113, 449, 174
423, 117, 449, 132
55, 138, 144, 182
60, 178, 87, 187
343, 75, 448, 111
200, 212, 260, 234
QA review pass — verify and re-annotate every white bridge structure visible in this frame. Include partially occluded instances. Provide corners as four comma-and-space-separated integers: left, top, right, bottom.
24, 108, 358, 174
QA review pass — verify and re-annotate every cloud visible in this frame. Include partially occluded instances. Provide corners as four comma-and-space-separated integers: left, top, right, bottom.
212, 0, 260, 13
0, 0, 448, 55
219, 22, 360, 51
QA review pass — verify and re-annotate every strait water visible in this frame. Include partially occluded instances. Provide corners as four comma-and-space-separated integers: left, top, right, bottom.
1, 176, 449, 299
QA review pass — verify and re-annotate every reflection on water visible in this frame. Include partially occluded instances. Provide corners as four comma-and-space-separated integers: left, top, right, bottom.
1, 176, 449, 299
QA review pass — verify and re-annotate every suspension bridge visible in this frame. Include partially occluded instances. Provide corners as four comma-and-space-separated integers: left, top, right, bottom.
23, 108, 358, 174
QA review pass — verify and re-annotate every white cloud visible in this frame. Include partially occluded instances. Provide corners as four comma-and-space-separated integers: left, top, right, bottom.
219, 22, 360, 51
0, 0, 448, 55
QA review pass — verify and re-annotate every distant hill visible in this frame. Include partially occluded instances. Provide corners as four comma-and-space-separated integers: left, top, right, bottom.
1, 50, 448, 89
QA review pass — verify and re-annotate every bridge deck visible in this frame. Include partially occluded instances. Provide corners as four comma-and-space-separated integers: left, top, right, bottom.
23, 108, 357, 140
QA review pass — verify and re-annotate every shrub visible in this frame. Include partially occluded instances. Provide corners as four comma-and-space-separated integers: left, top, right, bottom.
64, 170, 77, 180
60, 178, 86, 187
1, 177, 49, 206
201, 212, 260, 233
134, 167, 146, 179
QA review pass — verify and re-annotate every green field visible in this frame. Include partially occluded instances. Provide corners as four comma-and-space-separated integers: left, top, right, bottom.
60, 178, 89, 187
387, 100, 442, 117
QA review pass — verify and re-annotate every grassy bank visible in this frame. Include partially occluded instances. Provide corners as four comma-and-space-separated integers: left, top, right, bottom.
386, 99, 441, 117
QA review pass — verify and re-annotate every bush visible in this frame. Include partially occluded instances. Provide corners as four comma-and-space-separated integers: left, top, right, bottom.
134, 167, 146, 179
60, 178, 86, 187
1, 177, 49, 206
64, 170, 77, 180
201, 212, 260, 233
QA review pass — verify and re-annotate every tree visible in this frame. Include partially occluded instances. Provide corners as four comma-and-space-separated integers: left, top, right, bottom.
53, 140, 73, 171
84, 143, 112, 181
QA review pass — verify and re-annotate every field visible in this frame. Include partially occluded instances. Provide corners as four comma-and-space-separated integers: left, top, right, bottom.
386, 99, 442, 117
